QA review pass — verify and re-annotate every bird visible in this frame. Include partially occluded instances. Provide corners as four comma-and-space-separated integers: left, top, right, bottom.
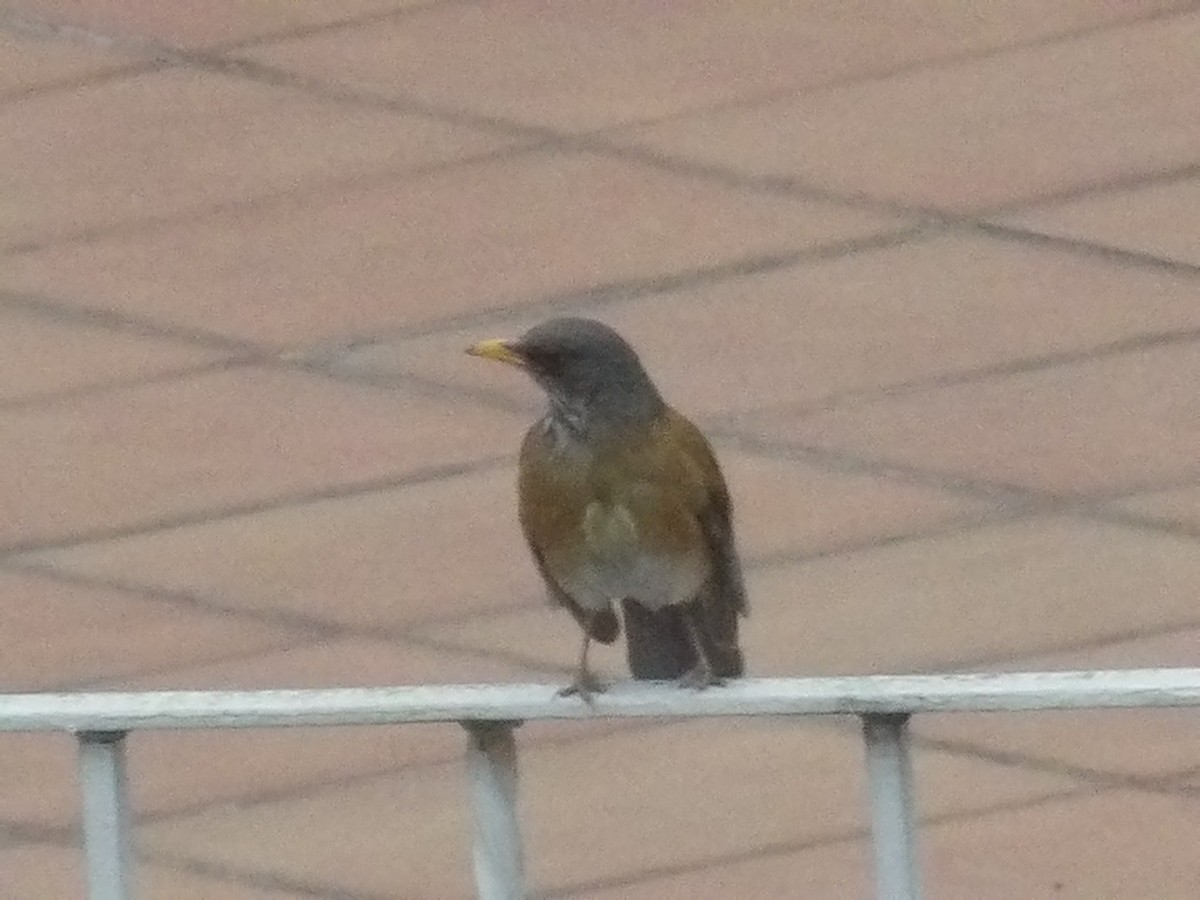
467, 317, 747, 698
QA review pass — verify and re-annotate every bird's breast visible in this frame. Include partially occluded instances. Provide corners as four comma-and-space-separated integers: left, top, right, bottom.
520, 415, 710, 612
582, 500, 639, 555
552, 499, 706, 611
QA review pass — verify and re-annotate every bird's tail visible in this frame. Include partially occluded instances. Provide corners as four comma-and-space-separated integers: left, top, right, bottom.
620, 598, 744, 680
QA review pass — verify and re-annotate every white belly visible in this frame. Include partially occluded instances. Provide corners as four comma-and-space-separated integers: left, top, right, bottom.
558, 501, 706, 611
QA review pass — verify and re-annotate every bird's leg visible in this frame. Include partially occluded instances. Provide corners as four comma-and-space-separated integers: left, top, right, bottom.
558, 624, 605, 701
678, 608, 722, 690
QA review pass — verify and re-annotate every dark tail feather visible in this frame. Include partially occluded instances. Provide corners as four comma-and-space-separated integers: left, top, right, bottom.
620, 599, 743, 680
621, 600, 694, 679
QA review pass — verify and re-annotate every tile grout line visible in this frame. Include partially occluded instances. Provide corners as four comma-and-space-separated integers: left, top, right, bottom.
3, 0, 1200, 292
1, 556, 572, 678
206, 0, 480, 55
544, 786, 1096, 898
0, 453, 512, 557
974, 160, 1200, 217
912, 733, 1200, 797
140, 852, 382, 900
580, 2, 1200, 138
720, 324, 1200, 425
970, 221, 1200, 277
7, 3, 1200, 276
0, 288, 260, 353
0, 357, 262, 415
711, 426, 1200, 547
0, 138, 555, 259
4, 559, 350, 639
282, 223, 935, 348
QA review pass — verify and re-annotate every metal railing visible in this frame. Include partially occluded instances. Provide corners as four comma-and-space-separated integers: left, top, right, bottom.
4, 668, 1200, 900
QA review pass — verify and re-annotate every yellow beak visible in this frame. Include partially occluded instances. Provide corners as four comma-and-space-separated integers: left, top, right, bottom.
466, 338, 526, 367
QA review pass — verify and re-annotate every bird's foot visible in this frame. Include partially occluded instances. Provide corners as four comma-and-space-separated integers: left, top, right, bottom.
558, 671, 606, 703
677, 662, 722, 691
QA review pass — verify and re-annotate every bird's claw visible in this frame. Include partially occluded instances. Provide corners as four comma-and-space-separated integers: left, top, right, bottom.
558, 672, 606, 703
678, 663, 722, 691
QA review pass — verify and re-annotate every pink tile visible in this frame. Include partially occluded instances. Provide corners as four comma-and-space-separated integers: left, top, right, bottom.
573, 840, 874, 899
767, 341, 1200, 496
139, 721, 1069, 898
8, 0, 424, 48
998, 174, 1200, 267
918, 628, 1200, 780
4, 151, 901, 344
0, 29, 135, 95
0, 364, 515, 548
745, 517, 1200, 677
0, 567, 296, 690
1, 67, 516, 248
1109, 482, 1200, 530
28, 466, 544, 631
246, 1, 1190, 131
721, 453, 989, 562
0, 842, 315, 899
0, 733, 83, 830
339, 232, 1200, 420
924, 790, 1200, 898
618, 12, 1200, 211
0, 306, 223, 403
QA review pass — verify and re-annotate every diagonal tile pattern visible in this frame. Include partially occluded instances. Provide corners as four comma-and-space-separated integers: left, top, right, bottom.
751, 341, 1200, 495
0, 26, 138, 96
3, 2, 1200, 896
995, 171, 1200, 268
2, 149, 904, 344
242, 0, 1196, 133
0, 66, 521, 250
323, 231, 1200, 420
138, 720, 1075, 898
0, 364, 514, 551
616, 11, 1200, 212
0, 303, 227, 405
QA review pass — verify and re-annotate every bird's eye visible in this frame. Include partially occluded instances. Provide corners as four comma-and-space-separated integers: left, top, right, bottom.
525, 346, 564, 378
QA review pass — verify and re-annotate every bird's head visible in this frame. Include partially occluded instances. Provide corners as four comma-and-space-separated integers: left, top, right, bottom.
467, 317, 665, 432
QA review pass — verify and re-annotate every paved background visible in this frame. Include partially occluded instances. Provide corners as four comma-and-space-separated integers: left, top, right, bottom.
3, 2, 1200, 897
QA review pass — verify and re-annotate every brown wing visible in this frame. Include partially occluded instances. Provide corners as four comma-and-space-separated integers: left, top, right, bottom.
517, 422, 619, 645
665, 409, 749, 617
621, 409, 747, 679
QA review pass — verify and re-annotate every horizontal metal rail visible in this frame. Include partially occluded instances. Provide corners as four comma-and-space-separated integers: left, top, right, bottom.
5, 668, 1199, 900
3, 669, 1200, 732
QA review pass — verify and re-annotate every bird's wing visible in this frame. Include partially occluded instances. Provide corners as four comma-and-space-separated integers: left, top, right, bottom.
662, 410, 749, 618
518, 423, 619, 645
619, 409, 747, 679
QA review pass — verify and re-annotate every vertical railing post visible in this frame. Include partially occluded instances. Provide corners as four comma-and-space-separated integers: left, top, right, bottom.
463, 721, 525, 900
77, 730, 134, 900
862, 714, 922, 900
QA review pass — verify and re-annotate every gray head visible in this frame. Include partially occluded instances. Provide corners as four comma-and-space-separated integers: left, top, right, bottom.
467, 317, 665, 431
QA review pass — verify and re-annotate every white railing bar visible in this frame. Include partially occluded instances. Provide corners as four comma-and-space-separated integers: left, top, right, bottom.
464, 722, 525, 900
78, 731, 134, 900
863, 715, 921, 900
2, 669, 1199, 732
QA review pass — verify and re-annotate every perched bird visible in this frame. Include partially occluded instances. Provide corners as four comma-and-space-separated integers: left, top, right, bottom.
467, 317, 747, 697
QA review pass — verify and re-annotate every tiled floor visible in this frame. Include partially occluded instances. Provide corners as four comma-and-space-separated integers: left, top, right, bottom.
2, 2, 1199, 897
